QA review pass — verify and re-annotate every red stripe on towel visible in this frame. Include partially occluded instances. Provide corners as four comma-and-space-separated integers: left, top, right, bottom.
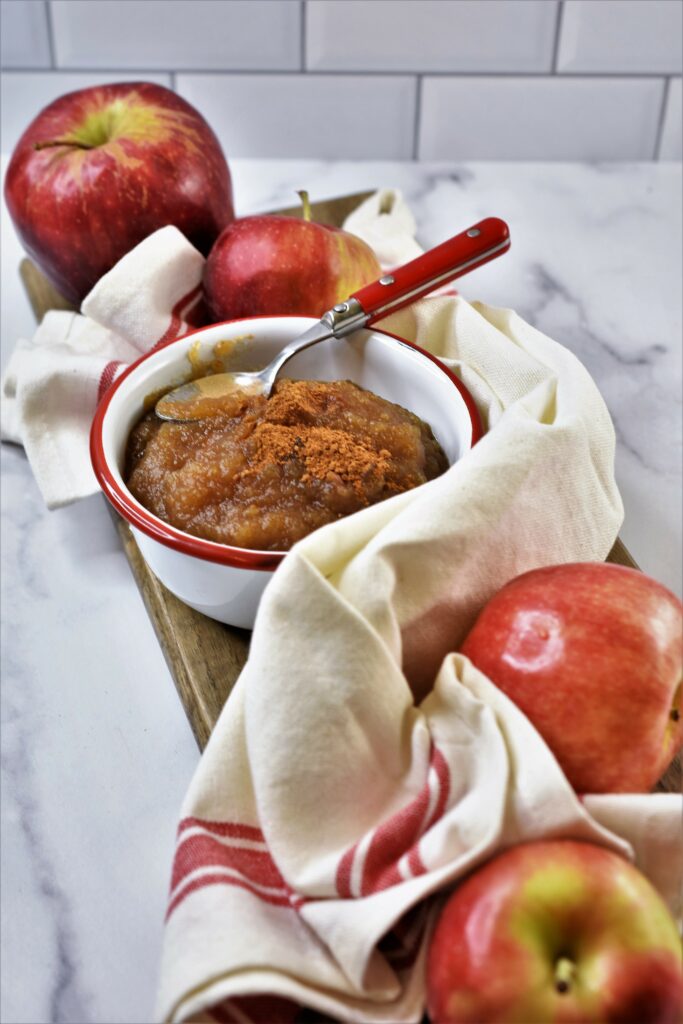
96, 360, 123, 402
167, 816, 306, 920
335, 745, 451, 897
404, 747, 451, 878
335, 842, 358, 899
153, 283, 203, 348
166, 871, 292, 919
426, 748, 450, 829
178, 817, 265, 842
171, 834, 283, 892
359, 780, 432, 894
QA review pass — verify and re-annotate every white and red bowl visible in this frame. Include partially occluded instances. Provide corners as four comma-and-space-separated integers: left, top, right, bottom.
90, 316, 482, 628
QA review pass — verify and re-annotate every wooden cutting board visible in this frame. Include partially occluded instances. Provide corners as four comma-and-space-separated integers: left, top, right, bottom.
19, 191, 680, 796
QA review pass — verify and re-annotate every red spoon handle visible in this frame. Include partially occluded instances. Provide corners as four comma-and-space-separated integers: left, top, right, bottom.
350, 216, 510, 323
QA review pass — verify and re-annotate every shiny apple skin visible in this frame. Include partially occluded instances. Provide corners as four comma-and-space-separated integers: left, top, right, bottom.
203, 214, 382, 321
4, 81, 234, 303
460, 563, 683, 793
427, 840, 683, 1024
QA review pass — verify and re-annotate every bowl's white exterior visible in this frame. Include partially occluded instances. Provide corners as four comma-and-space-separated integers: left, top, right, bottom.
95, 316, 477, 628
130, 525, 268, 629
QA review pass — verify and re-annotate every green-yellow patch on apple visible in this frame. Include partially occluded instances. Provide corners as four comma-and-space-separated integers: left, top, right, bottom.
36, 90, 205, 155
509, 864, 587, 949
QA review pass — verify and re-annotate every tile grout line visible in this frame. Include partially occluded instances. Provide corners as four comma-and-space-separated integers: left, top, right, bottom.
300, 0, 306, 72
170, 71, 177, 91
1, 68, 676, 80
653, 76, 671, 160
551, 0, 565, 74
412, 74, 422, 161
43, 0, 57, 69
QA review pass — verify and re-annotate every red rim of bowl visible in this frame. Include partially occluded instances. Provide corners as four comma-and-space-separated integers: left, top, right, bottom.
90, 315, 484, 571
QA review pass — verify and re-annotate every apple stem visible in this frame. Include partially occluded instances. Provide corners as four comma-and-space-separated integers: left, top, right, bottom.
34, 139, 94, 151
554, 957, 575, 995
297, 190, 312, 223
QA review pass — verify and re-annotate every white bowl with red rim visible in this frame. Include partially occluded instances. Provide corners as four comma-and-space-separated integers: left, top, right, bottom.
90, 316, 482, 629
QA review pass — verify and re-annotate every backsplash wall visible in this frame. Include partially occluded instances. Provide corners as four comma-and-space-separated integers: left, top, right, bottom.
1, 0, 681, 160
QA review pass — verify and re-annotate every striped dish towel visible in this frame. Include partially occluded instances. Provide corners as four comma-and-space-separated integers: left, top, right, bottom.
158, 651, 681, 1024
156, 295, 680, 1023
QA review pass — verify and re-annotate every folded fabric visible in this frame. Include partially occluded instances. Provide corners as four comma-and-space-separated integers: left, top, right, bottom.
0, 190, 417, 509
1, 225, 205, 508
342, 189, 423, 267
156, 296, 679, 1024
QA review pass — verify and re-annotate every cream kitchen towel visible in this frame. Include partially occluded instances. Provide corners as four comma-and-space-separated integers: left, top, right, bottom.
343, 189, 423, 267
155, 295, 681, 1024
1, 225, 205, 508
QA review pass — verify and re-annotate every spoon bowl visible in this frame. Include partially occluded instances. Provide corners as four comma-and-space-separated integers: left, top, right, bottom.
154, 371, 266, 422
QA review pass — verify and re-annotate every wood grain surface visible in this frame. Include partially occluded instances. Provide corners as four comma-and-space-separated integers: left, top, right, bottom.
19, 191, 680, 795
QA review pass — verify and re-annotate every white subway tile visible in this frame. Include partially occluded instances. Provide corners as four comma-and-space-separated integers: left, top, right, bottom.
307, 0, 558, 73
558, 1, 682, 74
176, 74, 416, 159
1, 71, 171, 152
418, 76, 664, 160
659, 78, 682, 159
51, 0, 301, 71
1, 0, 51, 68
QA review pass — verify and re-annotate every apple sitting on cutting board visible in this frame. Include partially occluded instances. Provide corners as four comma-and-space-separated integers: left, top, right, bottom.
203, 190, 382, 321
460, 563, 682, 793
427, 840, 683, 1024
4, 81, 234, 303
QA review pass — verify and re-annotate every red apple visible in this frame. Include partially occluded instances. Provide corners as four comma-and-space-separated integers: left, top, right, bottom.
203, 191, 381, 321
459, 563, 682, 793
427, 840, 683, 1024
4, 81, 234, 303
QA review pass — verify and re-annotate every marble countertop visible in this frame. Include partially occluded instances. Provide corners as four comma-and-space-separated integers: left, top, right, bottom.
2, 159, 681, 1024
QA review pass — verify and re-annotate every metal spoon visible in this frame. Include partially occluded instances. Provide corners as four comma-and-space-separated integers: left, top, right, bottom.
155, 216, 510, 423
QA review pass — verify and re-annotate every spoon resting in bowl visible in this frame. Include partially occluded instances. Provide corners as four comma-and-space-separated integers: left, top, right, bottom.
155, 216, 510, 423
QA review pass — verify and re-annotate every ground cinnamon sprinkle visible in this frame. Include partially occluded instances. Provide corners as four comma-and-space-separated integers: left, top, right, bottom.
266, 377, 330, 423
246, 421, 392, 499
243, 379, 399, 500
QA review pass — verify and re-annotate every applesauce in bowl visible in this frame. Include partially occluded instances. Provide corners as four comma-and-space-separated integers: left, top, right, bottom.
91, 316, 482, 627
125, 378, 449, 552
